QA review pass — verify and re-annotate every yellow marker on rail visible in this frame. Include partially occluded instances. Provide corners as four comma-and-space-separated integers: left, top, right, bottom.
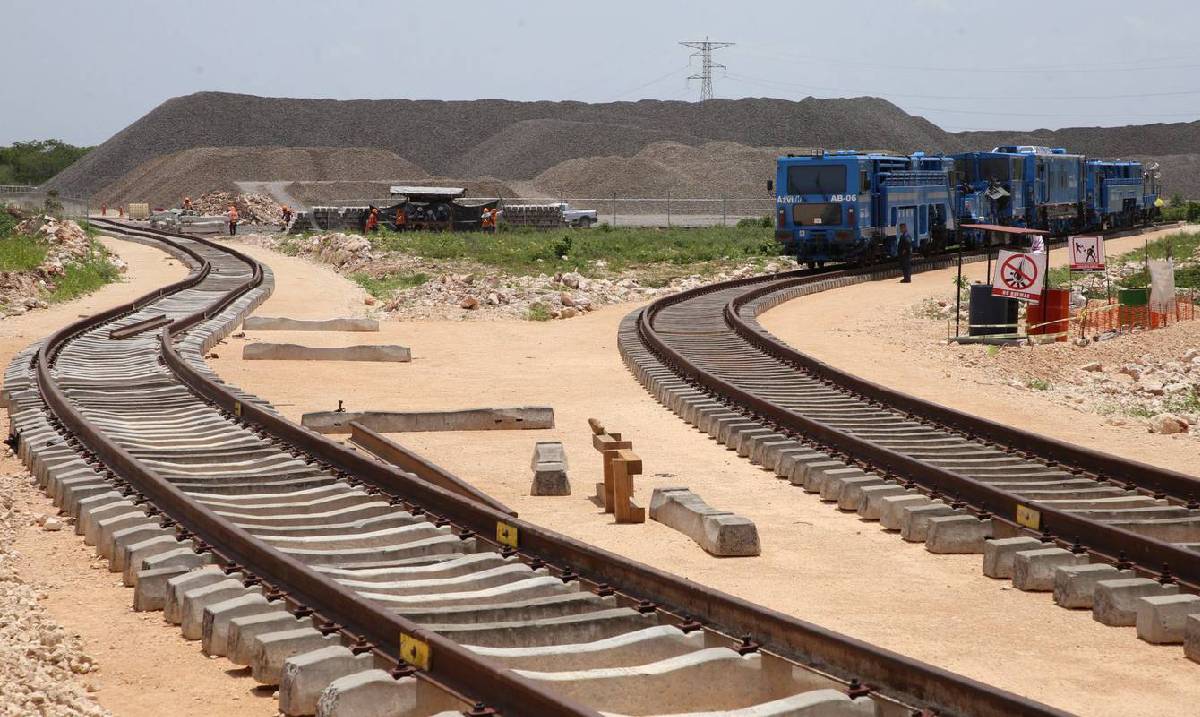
496, 521, 519, 548
233, 401, 242, 418
400, 633, 431, 670
1016, 504, 1041, 531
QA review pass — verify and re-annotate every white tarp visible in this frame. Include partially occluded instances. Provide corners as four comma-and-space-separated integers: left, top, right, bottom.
991, 249, 1047, 303
1148, 258, 1175, 313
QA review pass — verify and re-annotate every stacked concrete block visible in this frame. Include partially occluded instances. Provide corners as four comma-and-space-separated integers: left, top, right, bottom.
530, 441, 571, 496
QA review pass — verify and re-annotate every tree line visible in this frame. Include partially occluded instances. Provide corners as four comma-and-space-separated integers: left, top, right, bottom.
0, 140, 92, 186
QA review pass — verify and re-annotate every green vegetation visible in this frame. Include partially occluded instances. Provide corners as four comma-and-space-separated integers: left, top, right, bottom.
525, 302, 553, 322
1026, 377, 1051, 391
367, 225, 779, 276
0, 140, 92, 185
43, 246, 121, 303
1048, 230, 1200, 292
0, 235, 48, 271
1161, 198, 1200, 224
0, 205, 120, 308
349, 271, 430, 299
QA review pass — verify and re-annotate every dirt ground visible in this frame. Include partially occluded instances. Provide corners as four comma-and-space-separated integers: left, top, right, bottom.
759, 226, 1200, 473
0, 238, 276, 717
199, 239, 1200, 717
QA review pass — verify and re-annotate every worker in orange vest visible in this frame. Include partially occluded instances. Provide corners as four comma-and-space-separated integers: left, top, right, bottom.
118, 205, 124, 219
227, 205, 239, 236
481, 207, 495, 234
280, 204, 293, 229
100, 203, 107, 217
182, 196, 193, 213
365, 206, 379, 233
395, 206, 407, 232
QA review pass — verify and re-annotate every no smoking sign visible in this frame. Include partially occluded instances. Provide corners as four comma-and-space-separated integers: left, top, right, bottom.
991, 249, 1046, 302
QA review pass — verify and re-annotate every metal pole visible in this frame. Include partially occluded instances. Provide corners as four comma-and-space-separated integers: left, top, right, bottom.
955, 243, 963, 338
612, 193, 616, 227
722, 196, 727, 227
667, 190, 671, 228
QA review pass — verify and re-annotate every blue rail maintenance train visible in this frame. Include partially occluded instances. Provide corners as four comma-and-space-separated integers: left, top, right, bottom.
773, 146, 1161, 267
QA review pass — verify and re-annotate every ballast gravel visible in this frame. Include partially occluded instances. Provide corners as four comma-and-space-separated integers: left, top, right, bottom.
0, 472, 109, 717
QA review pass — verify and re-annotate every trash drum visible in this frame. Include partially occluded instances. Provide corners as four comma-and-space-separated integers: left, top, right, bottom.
968, 284, 1019, 337
1118, 287, 1150, 328
1027, 288, 1070, 342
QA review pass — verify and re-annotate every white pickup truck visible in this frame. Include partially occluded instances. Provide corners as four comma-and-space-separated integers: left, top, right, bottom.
503, 202, 598, 228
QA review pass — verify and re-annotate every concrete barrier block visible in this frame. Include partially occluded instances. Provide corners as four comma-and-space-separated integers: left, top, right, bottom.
925, 515, 993, 553
530, 461, 571, 496
1093, 578, 1179, 626
1052, 564, 1134, 609
1136, 593, 1200, 644
1012, 548, 1088, 591
244, 343, 410, 362
649, 487, 760, 557
982, 537, 1044, 579
244, 316, 379, 332
531, 442, 568, 470
280, 646, 376, 716
1184, 615, 1200, 663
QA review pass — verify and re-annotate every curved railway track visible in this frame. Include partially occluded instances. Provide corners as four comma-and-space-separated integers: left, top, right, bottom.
622, 242, 1200, 669
0, 220, 1072, 717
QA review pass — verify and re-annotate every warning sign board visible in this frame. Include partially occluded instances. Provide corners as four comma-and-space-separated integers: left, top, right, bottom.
1068, 235, 1105, 271
991, 249, 1046, 302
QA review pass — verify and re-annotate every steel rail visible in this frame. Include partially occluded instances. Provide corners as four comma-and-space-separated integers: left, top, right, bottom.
42, 220, 595, 716
35, 219, 1067, 716
633, 250, 1200, 589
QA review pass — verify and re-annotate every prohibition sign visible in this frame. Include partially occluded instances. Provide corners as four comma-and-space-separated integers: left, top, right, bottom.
1000, 254, 1038, 290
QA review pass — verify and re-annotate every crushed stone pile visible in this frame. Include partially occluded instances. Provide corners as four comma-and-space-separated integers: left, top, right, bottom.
94, 146, 429, 207
0, 472, 109, 716
193, 191, 282, 225
240, 232, 797, 321
2, 216, 125, 317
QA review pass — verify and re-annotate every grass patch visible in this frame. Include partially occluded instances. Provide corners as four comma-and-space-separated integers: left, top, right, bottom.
1026, 377, 1051, 391
369, 225, 779, 275
524, 302, 553, 322
42, 246, 121, 303
350, 271, 430, 299
0, 234, 47, 271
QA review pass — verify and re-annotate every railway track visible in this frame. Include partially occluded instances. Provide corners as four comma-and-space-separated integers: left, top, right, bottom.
621, 236, 1200, 670
0, 219, 1070, 716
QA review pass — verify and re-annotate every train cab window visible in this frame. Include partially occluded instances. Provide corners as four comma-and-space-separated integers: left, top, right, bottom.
860, 171, 870, 192
919, 205, 928, 235
890, 207, 897, 226
786, 165, 847, 195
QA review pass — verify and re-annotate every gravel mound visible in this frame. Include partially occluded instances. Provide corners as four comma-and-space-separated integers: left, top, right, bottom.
192, 191, 282, 225
48, 92, 967, 197
94, 146, 428, 207
48, 92, 1200, 202
1133, 154, 1200, 199
532, 141, 810, 199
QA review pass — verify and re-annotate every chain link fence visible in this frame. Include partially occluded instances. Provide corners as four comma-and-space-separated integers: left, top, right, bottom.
307, 196, 776, 228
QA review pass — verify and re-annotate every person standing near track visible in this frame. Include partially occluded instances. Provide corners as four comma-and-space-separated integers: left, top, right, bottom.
227, 204, 239, 236
897, 222, 913, 283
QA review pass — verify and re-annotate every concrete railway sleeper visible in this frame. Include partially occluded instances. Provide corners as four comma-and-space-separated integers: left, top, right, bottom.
620, 230, 1200, 675
1, 219, 1064, 716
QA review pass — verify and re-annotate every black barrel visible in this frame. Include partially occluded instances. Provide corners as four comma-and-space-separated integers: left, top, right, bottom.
968, 283, 1019, 336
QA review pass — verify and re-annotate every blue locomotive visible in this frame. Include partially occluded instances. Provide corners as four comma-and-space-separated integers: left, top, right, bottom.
772, 150, 954, 266
775, 146, 1160, 266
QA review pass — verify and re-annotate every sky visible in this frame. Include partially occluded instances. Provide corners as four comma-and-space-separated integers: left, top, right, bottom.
3, 0, 1199, 146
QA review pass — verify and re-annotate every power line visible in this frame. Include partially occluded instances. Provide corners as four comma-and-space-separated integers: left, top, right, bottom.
724, 71, 1200, 102
737, 47, 1200, 75
679, 38, 734, 101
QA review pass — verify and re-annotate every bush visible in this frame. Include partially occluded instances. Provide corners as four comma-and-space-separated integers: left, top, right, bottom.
525, 302, 553, 321
737, 215, 772, 228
